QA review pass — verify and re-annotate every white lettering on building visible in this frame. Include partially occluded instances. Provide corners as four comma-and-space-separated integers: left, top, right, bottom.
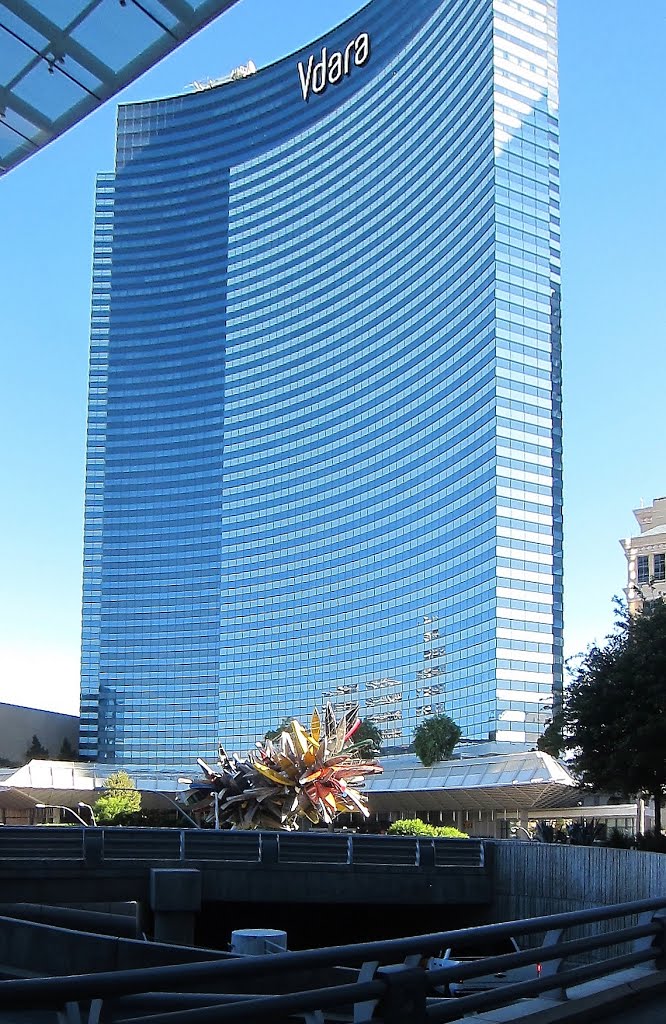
297, 32, 370, 101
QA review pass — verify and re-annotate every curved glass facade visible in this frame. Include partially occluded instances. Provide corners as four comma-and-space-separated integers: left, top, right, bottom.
80, 0, 562, 770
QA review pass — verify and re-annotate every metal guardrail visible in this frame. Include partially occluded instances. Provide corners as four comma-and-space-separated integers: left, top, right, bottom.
0, 826, 486, 869
1, 897, 665, 1022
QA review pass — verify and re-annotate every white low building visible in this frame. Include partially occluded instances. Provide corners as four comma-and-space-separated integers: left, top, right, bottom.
0, 752, 648, 837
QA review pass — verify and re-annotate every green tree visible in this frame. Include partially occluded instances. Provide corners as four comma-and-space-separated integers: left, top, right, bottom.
25, 735, 49, 761
566, 599, 666, 834
0, 755, 18, 768
58, 737, 78, 761
93, 770, 141, 824
264, 717, 294, 741
353, 718, 383, 756
537, 711, 565, 758
413, 714, 461, 766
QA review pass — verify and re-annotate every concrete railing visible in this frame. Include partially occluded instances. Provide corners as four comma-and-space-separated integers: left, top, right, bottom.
0, 826, 486, 869
0, 914, 228, 978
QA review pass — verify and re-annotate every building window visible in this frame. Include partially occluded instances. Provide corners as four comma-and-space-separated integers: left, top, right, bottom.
637, 555, 649, 584
654, 553, 666, 582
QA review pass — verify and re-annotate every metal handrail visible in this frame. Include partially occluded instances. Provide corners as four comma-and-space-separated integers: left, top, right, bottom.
56, 950, 666, 1024
120, 981, 387, 1024
113, 943, 666, 1024
427, 950, 663, 1022
426, 920, 660, 985
1, 896, 665, 1012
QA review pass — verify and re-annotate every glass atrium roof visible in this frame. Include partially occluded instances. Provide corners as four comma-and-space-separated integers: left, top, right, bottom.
0, 0, 241, 176
0, 753, 579, 813
364, 751, 578, 811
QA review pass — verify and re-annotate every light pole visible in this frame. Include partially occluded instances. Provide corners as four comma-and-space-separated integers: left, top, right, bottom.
35, 803, 88, 827
78, 801, 97, 826
510, 825, 534, 841
95, 786, 202, 829
178, 778, 219, 829
158, 790, 201, 829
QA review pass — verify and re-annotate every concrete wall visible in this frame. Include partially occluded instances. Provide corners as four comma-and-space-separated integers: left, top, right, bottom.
491, 840, 666, 959
493, 841, 666, 922
0, 915, 225, 977
0, 703, 78, 764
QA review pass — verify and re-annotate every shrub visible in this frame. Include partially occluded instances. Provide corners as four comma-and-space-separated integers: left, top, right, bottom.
387, 818, 468, 839
435, 825, 469, 839
388, 818, 435, 836
606, 826, 632, 849
633, 830, 666, 853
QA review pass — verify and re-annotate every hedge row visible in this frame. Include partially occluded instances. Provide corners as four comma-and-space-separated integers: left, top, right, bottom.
387, 818, 469, 839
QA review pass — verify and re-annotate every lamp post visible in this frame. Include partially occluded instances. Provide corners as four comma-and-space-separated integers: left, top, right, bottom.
178, 778, 219, 829
510, 824, 534, 841
77, 801, 97, 826
158, 790, 201, 830
95, 786, 201, 829
35, 803, 89, 827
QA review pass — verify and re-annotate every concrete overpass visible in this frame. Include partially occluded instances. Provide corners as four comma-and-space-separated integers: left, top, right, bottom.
0, 826, 492, 942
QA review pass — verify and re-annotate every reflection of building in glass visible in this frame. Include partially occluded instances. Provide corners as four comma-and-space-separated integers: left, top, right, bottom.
622, 497, 666, 614
79, 0, 562, 770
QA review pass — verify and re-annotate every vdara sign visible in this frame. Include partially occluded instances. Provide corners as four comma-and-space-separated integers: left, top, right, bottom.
297, 32, 370, 101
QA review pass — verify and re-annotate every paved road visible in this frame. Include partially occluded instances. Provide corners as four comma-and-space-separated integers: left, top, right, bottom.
602, 993, 666, 1023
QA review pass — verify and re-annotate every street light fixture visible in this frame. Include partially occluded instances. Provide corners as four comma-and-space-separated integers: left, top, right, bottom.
178, 777, 219, 829
77, 801, 97, 826
510, 825, 535, 841
35, 803, 88, 827
94, 786, 201, 829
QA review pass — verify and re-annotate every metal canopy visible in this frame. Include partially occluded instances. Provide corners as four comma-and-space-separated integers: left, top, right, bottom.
0, 0, 241, 175
1, 752, 580, 816
0, 759, 183, 809
364, 750, 579, 812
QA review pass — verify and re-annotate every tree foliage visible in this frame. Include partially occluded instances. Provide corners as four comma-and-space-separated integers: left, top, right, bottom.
93, 770, 141, 824
25, 735, 49, 761
353, 718, 383, 756
58, 737, 78, 761
566, 599, 666, 833
413, 714, 461, 766
537, 711, 565, 758
264, 717, 294, 741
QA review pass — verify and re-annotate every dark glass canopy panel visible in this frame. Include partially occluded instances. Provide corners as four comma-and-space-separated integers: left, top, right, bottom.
0, 0, 241, 175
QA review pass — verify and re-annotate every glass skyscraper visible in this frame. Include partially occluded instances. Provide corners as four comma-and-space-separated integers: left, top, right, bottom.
80, 0, 562, 770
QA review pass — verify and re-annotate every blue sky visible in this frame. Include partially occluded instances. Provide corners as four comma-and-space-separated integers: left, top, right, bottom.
0, 0, 664, 716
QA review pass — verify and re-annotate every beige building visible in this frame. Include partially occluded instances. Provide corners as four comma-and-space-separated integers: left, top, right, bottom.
621, 496, 666, 614
0, 703, 78, 767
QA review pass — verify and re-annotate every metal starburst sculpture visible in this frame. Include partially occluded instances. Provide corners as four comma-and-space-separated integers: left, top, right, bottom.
181, 703, 382, 830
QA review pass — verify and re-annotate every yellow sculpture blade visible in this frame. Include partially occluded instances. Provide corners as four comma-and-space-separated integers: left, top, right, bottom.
310, 708, 321, 742
254, 762, 296, 787
292, 719, 310, 756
